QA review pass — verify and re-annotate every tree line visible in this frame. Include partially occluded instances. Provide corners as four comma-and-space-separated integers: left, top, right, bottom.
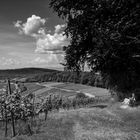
25, 71, 106, 88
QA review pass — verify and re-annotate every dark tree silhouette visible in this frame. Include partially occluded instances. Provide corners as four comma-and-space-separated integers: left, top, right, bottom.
50, 0, 140, 99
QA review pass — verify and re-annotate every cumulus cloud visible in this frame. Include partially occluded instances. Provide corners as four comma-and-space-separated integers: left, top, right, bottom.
15, 15, 70, 67
35, 32, 69, 54
14, 15, 46, 36
33, 23, 69, 54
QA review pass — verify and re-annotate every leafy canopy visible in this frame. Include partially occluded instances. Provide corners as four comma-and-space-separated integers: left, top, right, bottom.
50, 0, 140, 94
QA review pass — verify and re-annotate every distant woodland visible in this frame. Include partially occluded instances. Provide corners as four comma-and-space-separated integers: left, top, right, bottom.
0, 68, 105, 88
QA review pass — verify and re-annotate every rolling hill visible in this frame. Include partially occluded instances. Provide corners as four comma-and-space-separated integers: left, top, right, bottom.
0, 67, 60, 80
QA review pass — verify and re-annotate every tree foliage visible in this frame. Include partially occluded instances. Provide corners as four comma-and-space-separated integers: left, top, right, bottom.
50, 0, 140, 96
26, 71, 105, 88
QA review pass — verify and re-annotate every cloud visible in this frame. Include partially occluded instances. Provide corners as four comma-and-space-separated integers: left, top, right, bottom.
0, 57, 20, 66
35, 32, 70, 54
32, 57, 48, 64
15, 16, 70, 67
34, 23, 69, 54
55, 24, 66, 33
14, 15, 46, 36
30, 55, 62, 66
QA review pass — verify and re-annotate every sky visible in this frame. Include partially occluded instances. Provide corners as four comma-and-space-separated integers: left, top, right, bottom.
0, 0, 69, 70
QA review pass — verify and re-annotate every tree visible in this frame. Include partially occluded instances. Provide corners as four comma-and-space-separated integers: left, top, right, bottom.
50, 0, 140, 99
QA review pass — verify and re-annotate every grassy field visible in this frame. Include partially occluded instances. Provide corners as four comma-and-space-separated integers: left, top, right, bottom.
22, 83, 45, 95
0, 82, 109, 98
51, 83, 109, 96
36, 88, 78, 98
0, 104, 140, 140
34, 82, 110, 99
0, 82, 45, 95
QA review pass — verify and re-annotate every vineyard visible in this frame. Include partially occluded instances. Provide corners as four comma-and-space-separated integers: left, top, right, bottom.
0, 80, 109, 138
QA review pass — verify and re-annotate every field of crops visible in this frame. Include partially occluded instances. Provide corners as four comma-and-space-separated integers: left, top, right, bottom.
22, 83, 45, 95
52, 83, 109, 96
34, 82, 110, 99
0, 82, 109, 98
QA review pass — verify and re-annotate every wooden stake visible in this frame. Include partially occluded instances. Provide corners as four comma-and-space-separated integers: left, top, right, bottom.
4, 104, 8, 137
7, 79, 16, 137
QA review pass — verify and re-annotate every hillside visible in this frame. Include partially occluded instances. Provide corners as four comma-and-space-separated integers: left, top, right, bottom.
32, 82, 109, 99
0, 81, 140, 140
1, 105, 140, 140
0, 67, 106, 89
0, 68, 60, 80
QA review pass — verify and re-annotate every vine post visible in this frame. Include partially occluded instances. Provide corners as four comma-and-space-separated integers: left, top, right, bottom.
4, 103, 8, 137
7, 79, 16, 137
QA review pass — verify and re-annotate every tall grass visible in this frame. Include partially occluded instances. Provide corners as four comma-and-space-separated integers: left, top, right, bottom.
0, 105, 139, 140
